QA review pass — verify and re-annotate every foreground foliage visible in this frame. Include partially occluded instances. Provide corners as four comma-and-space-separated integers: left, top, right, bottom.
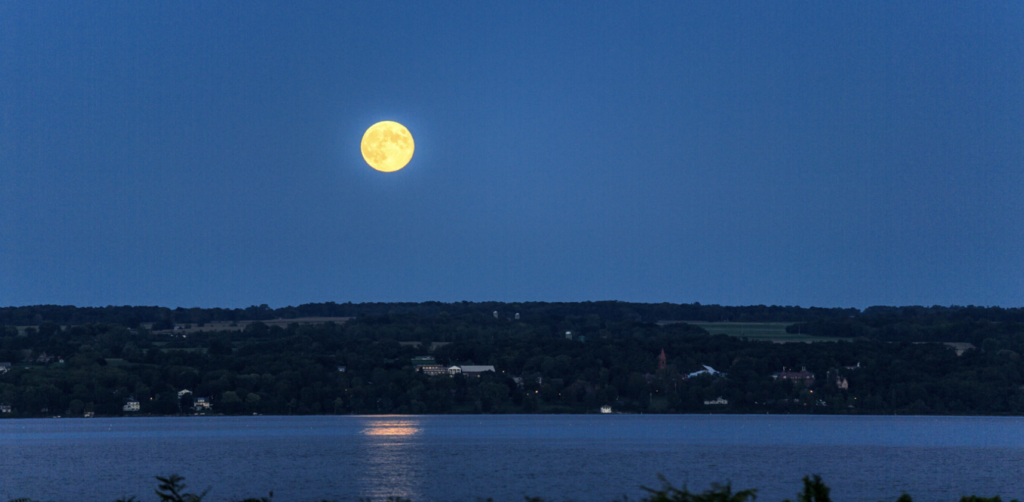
5, 474, 1020, 502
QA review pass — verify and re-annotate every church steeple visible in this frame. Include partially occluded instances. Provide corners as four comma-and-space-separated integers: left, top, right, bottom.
658, 349, 667, 370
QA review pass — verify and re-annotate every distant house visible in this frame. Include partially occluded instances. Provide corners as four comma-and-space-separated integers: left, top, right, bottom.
0, 403, 11, 413
123, 398, 140, 412
600, 405, 612, 414
84, 411, 95, 418
836, 376, 849, 390
0, 362, 11, 374
177, 389, 192, 399
411, 357, 447, 376
416, 364, 448, 376
686, 365, 724, 379
446, 364, 496, 377
704, 397, 728, 405
194, 397, 212, 411
337, 366, 346, 373
773, 367, 815, 385
943, 343, 975, 356
844, 362, 861, 370
459, 365, 496, 376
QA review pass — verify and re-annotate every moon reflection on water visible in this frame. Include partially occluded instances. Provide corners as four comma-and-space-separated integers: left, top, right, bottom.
359, 417, 425, 501
361, 418, 422, 437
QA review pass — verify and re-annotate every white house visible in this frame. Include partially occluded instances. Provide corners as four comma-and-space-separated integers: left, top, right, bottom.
0, 403, 11, 413
459, 365, 496, 376
0, 362, 12, 374
703, 397, 728, 405
447, 365, 496, 376
177, 389, 192, 399
600, 405, 612, 414
194, 397, 212, 410
123, 399, 140, 412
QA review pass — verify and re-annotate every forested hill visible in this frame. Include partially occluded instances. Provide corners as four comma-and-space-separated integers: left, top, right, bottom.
788, 305, 1024, 344
0, 301, 857, 326
2, 301, 1022, 328
1, 304, 1024, 418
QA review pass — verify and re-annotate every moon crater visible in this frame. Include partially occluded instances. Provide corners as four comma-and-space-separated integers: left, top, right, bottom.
361, 121, 414, 172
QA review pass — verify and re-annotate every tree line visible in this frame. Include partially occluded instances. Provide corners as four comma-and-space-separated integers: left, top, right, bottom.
0, 301, 884, 327
3, 301, 1020, 332
2, 304, 1024, 417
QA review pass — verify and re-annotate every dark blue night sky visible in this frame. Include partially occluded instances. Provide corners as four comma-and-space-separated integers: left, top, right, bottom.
1, 2, 1021, 308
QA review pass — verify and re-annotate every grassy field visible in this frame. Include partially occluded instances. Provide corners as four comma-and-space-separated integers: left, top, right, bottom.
11, 317, 352, 336
145, 317, 352, 334
658, 321, 850, 343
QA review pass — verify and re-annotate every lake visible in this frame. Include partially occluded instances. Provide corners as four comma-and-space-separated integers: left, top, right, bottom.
1, 415, 1022, 502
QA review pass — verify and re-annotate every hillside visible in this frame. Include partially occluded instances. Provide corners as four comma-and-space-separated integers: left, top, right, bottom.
2, 302, 1023, 417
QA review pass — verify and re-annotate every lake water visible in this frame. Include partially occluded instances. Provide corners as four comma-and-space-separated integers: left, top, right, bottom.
1, 415, 1023, 502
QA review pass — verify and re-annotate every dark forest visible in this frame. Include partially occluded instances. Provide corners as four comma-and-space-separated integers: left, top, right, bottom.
1, 302, 1023, 417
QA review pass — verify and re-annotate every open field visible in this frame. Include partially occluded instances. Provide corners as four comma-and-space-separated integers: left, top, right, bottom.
12, 317, 352, 335
144, 317, 352, 334
657, 321, 851, 343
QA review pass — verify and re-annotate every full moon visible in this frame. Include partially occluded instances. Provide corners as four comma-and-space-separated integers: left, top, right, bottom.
361, 121, 414, 172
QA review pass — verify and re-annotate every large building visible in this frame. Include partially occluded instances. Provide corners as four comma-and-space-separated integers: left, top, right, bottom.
417, 364, 448, 376
460, 365, 496, 376
413, 356, 448, 376
772, 367, 815, 385
448, 365, 496, 377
